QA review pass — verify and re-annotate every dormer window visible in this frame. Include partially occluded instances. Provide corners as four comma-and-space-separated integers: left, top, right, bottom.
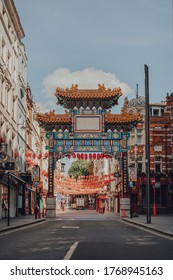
153, 109, 159, 116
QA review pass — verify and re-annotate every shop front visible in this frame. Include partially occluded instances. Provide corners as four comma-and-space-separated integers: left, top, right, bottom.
138, 174, 172, 214
0, 172, 34, 219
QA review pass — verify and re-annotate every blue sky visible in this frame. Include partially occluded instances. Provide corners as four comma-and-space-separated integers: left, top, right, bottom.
14, 0, 173, 113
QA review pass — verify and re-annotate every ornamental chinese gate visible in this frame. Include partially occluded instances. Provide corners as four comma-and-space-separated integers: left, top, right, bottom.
36, 84, 141, 217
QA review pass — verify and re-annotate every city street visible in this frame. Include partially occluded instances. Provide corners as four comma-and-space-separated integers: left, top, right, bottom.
0, 210, 173, 260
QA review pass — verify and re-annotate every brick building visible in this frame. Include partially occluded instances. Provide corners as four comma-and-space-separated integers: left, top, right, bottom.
126, 91, 173, 214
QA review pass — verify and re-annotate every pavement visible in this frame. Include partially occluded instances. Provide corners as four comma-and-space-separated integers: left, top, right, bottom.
0, 211, 173, 238
122, 214, 173, 238
0, 215, 46, 233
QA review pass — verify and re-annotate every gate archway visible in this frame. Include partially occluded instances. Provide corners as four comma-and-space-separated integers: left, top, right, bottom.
36, 84, 141, 217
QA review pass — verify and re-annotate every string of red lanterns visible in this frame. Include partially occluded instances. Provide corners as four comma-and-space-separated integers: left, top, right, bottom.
54, 173, 115, 195
67, 153, 112, 160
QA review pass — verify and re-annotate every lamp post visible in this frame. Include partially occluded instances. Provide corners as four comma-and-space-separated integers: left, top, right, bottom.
144, 64, 151, 223
34, 182, 38, 219
32, 165, 40, 219
7, 173, 11, 226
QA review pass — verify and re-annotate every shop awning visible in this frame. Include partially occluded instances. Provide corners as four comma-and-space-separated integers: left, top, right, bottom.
6, 172, 26, 184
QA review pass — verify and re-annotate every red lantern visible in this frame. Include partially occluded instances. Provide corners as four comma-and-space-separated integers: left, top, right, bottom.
77, 154, 81, 159
97, 153, 101, 160
81, 153, 84, 159
72, 153, 76, 159
45, 152, 49, 158
66, 154, 71, 159
93, 153, 96, 160
0, 137, 5, 143
101, 153, 104, 159
85, 154, 88, 160
38, 182, 43, 189
89, 153, 93, 160
37, 153, 42, 159
14, 152, 19, 158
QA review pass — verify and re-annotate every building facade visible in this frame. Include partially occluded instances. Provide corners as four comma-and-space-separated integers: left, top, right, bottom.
0, 0, 48, 219
0, 0, 26, 218
126, 91, 173, 214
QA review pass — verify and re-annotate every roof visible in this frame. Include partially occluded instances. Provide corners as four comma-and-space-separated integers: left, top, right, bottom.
105, 111, 141, 125
54, 84, 122, 109
55, 84, 122, 99
35, 110, 71, 125
6, 0, 25, 39
128, 96, 145, 107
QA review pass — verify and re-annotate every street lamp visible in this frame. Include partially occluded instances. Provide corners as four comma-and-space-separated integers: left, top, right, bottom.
144, 64, 151, 224
31, 165, 40, 219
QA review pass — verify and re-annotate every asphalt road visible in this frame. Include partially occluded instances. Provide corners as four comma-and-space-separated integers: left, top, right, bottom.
0, 211, 173, 260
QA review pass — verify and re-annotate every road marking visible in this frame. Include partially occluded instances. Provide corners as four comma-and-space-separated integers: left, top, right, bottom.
62, 226, 79, 229
64, 241, 79, 260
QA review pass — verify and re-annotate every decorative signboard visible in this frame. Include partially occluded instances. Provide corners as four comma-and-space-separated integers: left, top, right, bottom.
74, 115, 102, 132
31, 165, 40, 182
122, 152, 128, 194
48, 132, 54, 196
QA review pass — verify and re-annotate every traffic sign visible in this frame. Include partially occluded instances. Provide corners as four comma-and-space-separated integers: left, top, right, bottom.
151, 178, 156, 185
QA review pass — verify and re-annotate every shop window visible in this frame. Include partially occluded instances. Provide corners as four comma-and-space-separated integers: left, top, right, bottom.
150, 188, 161, 205
161, 185, 167, 206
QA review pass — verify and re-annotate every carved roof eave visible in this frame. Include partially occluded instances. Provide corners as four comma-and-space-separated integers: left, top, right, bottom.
35, 110, 71, 126
56, 96, 122, 109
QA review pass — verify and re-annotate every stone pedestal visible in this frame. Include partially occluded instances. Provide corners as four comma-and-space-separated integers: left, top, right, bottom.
120, 198, 130, 218
46, 197, 56, 218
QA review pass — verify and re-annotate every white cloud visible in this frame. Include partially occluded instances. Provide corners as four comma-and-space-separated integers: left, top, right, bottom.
36, 100, 59, 113
42, 68, 132, 97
